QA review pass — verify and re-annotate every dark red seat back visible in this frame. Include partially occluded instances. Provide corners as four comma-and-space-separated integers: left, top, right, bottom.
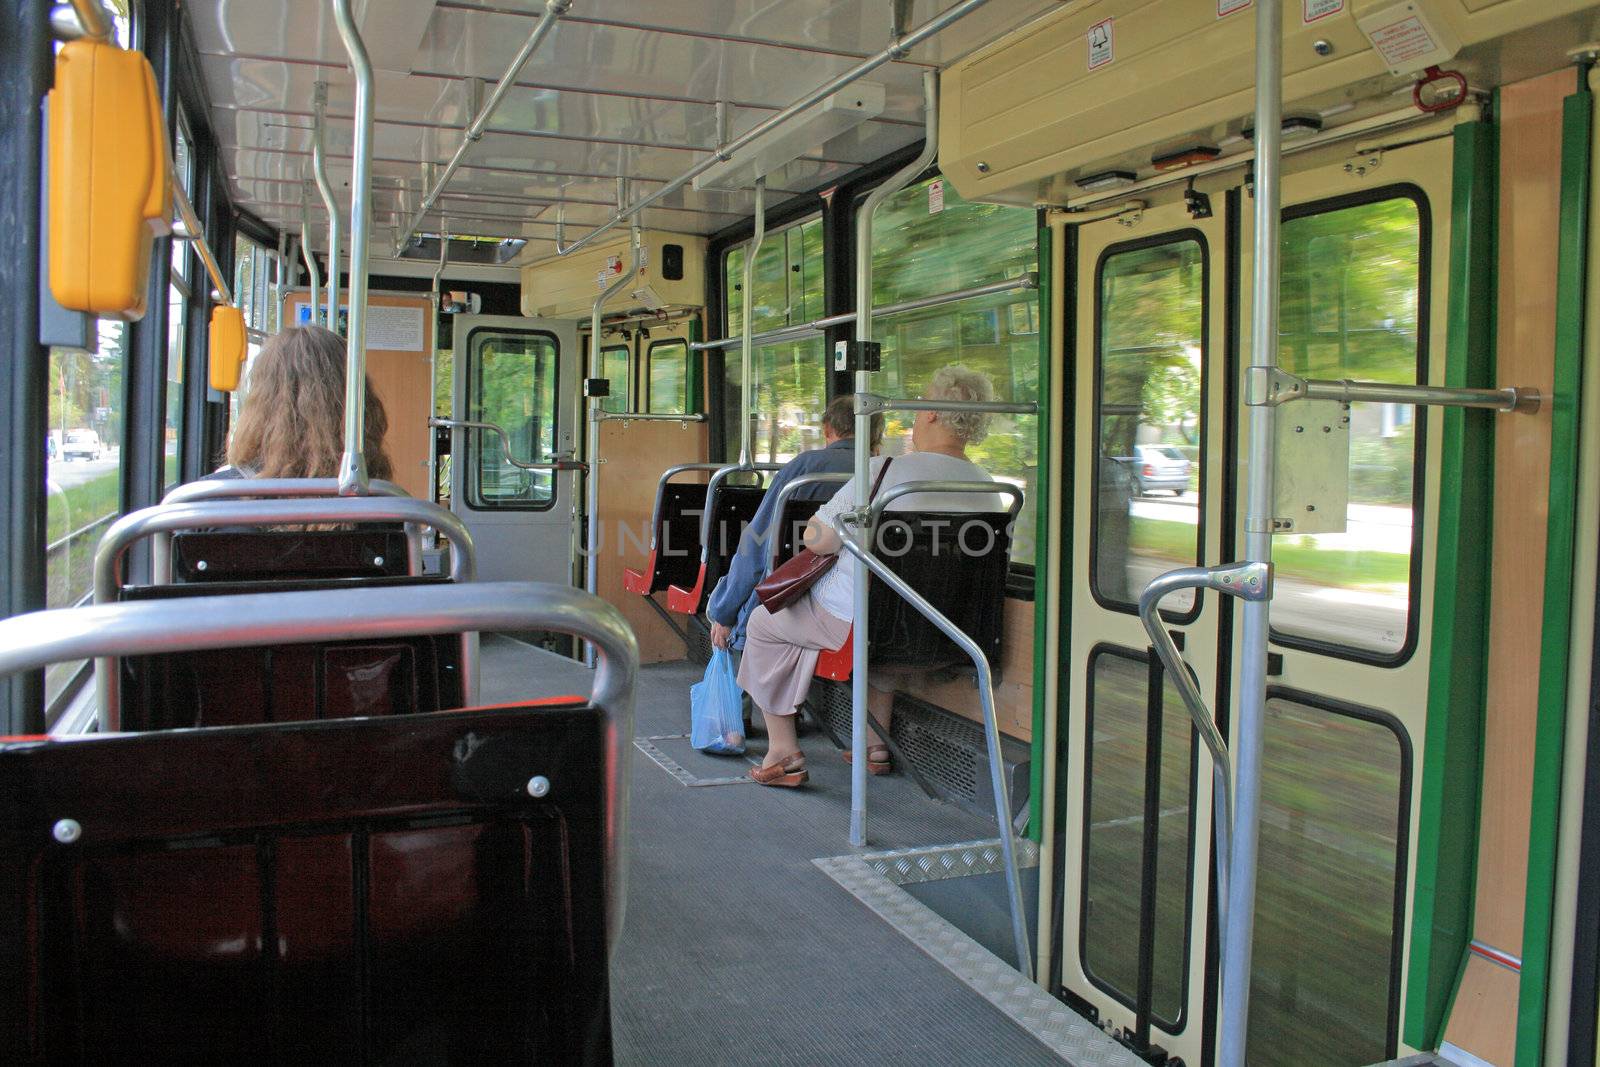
117, 578, 463, 730
0, 702, 612, 1064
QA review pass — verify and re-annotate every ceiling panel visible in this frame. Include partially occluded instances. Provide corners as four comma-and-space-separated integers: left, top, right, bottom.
194, 0, 1045, 250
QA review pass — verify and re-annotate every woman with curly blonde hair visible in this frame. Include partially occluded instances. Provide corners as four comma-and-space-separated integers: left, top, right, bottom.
220, 324, 394, 481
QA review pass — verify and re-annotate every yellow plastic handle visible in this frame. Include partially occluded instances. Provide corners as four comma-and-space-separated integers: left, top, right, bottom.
208, 306, 248, 393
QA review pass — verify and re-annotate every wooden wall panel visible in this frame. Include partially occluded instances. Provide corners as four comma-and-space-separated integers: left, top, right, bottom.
1443, 66, 1570, 1061
279, 292, 435, 499
595, 419, 709, 665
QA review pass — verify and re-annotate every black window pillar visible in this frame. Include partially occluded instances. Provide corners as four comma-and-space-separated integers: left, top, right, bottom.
0, 0, 54, 732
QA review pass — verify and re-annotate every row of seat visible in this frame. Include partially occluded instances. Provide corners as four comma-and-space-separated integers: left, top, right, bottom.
623, 462, 1018, 683
2, 487, 628, 1063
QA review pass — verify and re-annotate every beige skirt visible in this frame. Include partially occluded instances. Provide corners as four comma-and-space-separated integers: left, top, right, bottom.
736, 594, 852, 717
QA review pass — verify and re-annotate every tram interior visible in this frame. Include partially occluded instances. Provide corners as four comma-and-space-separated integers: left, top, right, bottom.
11, 0, 1600, 1065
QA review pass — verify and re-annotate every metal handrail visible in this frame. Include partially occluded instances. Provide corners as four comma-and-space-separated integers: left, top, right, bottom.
393, 0, 570, 255
694, 463, 784, 563
688, 273, 1040, 353
866, 479, 1025, 528
1250, 366, 1541, 413
299, 186, 321, 325
643, 463, 725, 554
849, 70, 939, 853
93, 496, 478, 729
330, 0, 375, 495
737, 178, 766, 467
0, 580, 639, 944
594, 412, 708, 423
765, 473, 849, 570
552, 0, 995, 258
429, 418, 587, 472
311, 81, 342, 328
155, 478, 419, 582
831, 511, 1032, 980
1136, 562, 1271, 957
170, 179, 232, 306
857, 393, 1039, 417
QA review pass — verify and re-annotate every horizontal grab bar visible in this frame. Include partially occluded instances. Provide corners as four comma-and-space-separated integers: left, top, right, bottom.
857, 393, 1039, 417
430, 417, 587, 471
688, 273, 1040, 353
765, 473, 850, 570
867, 479, 1025, 528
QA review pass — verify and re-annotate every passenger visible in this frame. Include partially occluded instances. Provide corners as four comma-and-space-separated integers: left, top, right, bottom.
738, 365, 1007, 787
212, 324, 394, 481
707, 396, 884, 653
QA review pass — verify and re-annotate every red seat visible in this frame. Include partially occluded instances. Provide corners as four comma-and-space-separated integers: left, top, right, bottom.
623, 551, 657, 595
815, 628, 852, 681
665, 564, 707, 615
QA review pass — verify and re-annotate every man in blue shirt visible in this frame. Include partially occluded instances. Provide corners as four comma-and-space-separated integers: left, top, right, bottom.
708, 396, 883, 651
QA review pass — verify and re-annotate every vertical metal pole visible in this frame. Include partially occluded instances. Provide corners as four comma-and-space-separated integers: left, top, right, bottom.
299, 185, 321, 328
738, 178, 766, 469
1221, 1, 1281, 1064
330, 0, 374, 496
311, 81, 341, 331
849, 70, 937, 847
584, 182, 641, 665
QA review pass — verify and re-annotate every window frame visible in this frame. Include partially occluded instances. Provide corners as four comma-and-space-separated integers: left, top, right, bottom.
463, 325, 560, 512
1089, 228, 1212, 624
1078, 642, 1200, 1035
1267, 184, 1431, 668
645, 337, 690, 415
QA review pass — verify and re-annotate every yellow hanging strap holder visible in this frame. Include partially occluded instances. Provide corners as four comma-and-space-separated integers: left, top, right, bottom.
48, 38, 172, 319
208, 306, 247, 392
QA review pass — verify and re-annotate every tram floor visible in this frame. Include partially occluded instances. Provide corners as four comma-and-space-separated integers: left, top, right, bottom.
480, 635, 1132, 1067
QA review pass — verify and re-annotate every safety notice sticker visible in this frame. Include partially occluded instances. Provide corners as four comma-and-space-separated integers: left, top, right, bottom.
928, 178, 945, 214
1088, 18, 1113, 70
1367, 14, 1437, 67
1304, 0, 1343, 22
1218, 0, 1251, 17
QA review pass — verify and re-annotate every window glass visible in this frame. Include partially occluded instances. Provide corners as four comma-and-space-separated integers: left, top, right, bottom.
867, 178, 1039, 565
1094, 238, 1206, 613
724, 216, 827, 463
600, 343, 630, 414
46, 322, 127, 709
164, 283, 186, 491
1273, 197, 1422, 657
466, 330, 558, 509
1081, 648, 1195, 1030
647, 339, 688, 415
170, 121, 192, 280
1248, 694, 1407, 1066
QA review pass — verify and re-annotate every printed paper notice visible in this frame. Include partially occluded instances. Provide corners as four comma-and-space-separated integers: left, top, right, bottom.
928, 178, 945, 214
1368, 15, 1437, 67
1218, 0, 1251, 17
366, 305, 426, 352
1088, 18, 1113, 70
1304, 0, 1343, 23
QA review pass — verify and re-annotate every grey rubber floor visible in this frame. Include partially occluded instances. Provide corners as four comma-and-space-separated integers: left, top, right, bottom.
479, 636, 1068, 1065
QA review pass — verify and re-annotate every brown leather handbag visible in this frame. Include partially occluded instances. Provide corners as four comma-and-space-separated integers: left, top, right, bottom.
755, 458, 891, 613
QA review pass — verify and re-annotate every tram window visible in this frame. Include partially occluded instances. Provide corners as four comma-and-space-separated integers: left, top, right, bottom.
599, 343, 630, 414
646, 339, 689, 415
1091, 237, 1206, 615
1272, 196, 1424, 660
46, 322, 128, 713
1081, 648, 1195, 1029
1248, 692, 1409, 1066
867, 177, 1040, 564
723, 216, 827, 462
465, 329, 558, 509
163, 118, 194, 493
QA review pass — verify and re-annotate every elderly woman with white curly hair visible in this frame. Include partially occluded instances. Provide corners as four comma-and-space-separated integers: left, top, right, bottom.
737, 364, 1008, 787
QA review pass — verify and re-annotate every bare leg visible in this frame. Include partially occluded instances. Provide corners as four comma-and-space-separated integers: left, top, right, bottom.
760, 709, 801, 768
867, 685, 894, 751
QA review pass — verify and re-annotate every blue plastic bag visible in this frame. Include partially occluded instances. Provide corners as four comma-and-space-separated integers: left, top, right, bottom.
690, 648, 746, 755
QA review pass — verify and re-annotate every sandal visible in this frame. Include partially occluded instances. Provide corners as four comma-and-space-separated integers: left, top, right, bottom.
749, 753, 807, 788
842, 745, 892, 776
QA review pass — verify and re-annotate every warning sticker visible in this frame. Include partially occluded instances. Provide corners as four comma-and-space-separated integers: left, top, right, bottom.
1088, 18, 1113, 70
1218, 0, 1251, 17
1304, 0, 1343, 22
928, 178, 945, 214
1368, 15, 1437, 67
